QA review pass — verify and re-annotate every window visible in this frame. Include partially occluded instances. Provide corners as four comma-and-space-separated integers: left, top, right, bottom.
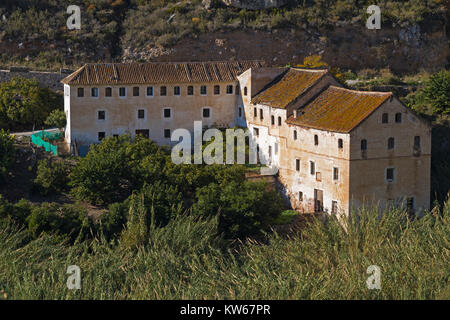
98, 132, 105, 141
238, 107, 242, 118
119, 87, 126, 97
294, 130, 298, 140
295, 159, 300, 171
133, 87, 139, 97
244, 87, 247, 96
316, 172, 322, 182
163, 108, 171, 118
253, 127, 259, 137
395, 113, 402, 123
271, 115, 275, 125
259, 109, 263, 120
310, 161, 315, 175
98, 110, 105, 120
187, 86, 194, 96
226, 85, 233, 94
91, 87, 99, 97
338, 138, 343, 149
314, 135, 319, 146
135, 129, 149, 138
278, 116, 282, 126
386, 168, 395, 182
333, 167, 339, 181
174, 86, 180, 96
214, 85, 220, 95
105, 87, 112, 97
146, 86, 153, 96
200, 85, 207, 95
160, 86, 167, 96
268, 146, 272, 158
382, 113, 389, 123
113, 134, 119, 138
77, 88, 84, 97
361, 139, 367, 151
388, 137, 395, 150
164, 129, 171, 138
414, 136, 421, 149
235, 85, 240, 95
254, 107, 257, 118
298, 191, 303, 202
202, 108, 211, 118
138, 109, 145, 119
331, 201, 338, 214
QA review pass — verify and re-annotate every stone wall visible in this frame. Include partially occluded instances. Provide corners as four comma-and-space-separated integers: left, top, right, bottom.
0, 69, 68, 92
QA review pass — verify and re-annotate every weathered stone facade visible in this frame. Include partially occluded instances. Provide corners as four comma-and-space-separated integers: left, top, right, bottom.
63, 62, 431, 216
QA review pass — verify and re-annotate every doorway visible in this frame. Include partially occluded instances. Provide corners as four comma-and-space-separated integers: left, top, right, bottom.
314, 189, 323, 212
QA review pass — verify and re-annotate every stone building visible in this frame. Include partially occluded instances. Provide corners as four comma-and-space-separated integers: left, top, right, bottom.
238, 67, 431, 216
61, 61, 262, 150
62, 61, 431, 215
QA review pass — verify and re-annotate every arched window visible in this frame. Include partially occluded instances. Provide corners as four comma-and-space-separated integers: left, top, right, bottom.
361, 139, 367, 151
244, 87, 248, 96
338, 138, 343, 149
395, 113, 402, 123
293, 130, 297, 140
414, 136, 421, 149
388, 137, 395, 149
271, 115, 275, 125
382, 113, 389, 123
278, 116, 282, 126
314, 134, 319, 146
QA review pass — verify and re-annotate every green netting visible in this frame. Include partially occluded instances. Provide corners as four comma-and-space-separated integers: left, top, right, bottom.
33, 130, 63, 140
31, 131, 59, 156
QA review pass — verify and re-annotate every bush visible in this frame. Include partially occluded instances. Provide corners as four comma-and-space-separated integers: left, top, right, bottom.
0, 196, 33, 226
70, 135, 162, 205
422, 70, 450, 115
25, 202, 92, 241
0, 129, 15, 184
195, 181, 283, 239
33, 159, 70, 195
44, 109, 66, 130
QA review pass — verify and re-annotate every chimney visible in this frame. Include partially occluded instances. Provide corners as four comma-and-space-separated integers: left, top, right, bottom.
293, 110, 297, 118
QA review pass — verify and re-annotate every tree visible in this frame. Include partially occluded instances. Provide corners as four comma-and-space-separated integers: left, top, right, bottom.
33, 159, 70, 195
422, 70, 450, 115
44, 109, 66, 130
70, 135, 163, 205
195, 181, 284, 239
0, 129, 15, 184
0, 77, 62, 130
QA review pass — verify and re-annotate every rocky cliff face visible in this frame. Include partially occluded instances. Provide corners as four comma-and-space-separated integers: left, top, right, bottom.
127, 22, 448, 74
221, 0, 289, 10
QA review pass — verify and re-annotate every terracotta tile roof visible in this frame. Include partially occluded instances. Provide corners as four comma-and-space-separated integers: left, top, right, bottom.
251, 68, 329, 109
61, 61, 264, 85
286, 86, 393, 133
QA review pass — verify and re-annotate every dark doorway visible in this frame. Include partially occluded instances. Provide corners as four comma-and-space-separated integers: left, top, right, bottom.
314, 189, 323, 212
135, 129, 149, 138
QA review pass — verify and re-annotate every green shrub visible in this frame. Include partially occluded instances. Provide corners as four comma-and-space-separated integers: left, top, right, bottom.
25, 202, 92, 241
0, 129, 15, 183
44, 109, 66, 130
33, 159, 70, 195
274, 210, 298, 225
195, 181, 283, 239
422, 70, 450, 115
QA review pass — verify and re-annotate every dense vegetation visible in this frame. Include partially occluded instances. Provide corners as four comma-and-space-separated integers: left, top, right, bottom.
0, 129, 14, 183
0, 0, 446, 69
0, 199, 448, 299
0, 78, 62, 131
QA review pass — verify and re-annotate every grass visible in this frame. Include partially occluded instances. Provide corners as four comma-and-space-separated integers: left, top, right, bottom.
0, 201, 448, 300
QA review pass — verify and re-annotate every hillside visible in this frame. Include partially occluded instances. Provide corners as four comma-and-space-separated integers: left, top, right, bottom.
0, 0, 448, 73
